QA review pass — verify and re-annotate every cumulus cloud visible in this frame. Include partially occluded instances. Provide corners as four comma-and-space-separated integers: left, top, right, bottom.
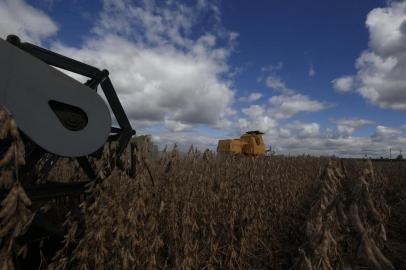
332, 76, 354, 92
215, 116, 405, 158
268, 93, 332, 119
231, 73, 333, 152
264, 125, 369, 156
234, 75, 331, 140
239, 92, 262, 102
331, 118, 374, 137
334, 1, 406, 110
242, 105, 265, 117
237, 104, 277, 134
262, 123, 406, 157
92, 0, 235, 52
336, 125, 355, 137
52, 0, 235, 130
0, 0, 58, 44
265, 75, 294, 94
164, 119, 193, 132
371, 125, 402, 142
332, 118, 374, 127
286, 121, 320, 138
263, 119, 392, 157
262, 67, 332, 119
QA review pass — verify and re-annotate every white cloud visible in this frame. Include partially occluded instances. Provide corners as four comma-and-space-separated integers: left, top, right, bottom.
336, 125, 355, 137
331, 117, 374, 137
301, 123, 320, 137
242, 105, 265, 117
234, 77, 331, 138
366, 2, 406, 57
262, 70, 332, 119
286, 121, 320, 138
371, 125, 402, 142
232, 75, 332, 147
236, 104, 277, 133
237, 115, 277, 134
239, 92, 262, 102
335, 1, 406, 110
164, 119, 193, 132
0, 0, 58, 44
261, 123, 406, 158
265, 75, 295, 94
235, 88, 330, 142
332, 76, 354, 92
52, 0, 235, 130
268, 93, 332, 119
332, 118, 374, 127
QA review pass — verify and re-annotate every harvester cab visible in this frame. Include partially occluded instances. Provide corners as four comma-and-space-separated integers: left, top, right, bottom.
217, 130, 266, 156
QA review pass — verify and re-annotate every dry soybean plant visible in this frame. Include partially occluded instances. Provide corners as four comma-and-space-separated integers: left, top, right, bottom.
48, 152, 328, 269
47, 152, 406, 270
292, 160, 393, 270
0, 107, 34, 270
0, 122, 405, 269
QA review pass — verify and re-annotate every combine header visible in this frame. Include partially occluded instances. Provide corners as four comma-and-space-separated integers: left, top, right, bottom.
0, 34, 135, 267
0, 34, 134, 192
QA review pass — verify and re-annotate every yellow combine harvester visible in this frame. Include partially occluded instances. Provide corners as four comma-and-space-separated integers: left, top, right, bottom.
217, 131, 266, 156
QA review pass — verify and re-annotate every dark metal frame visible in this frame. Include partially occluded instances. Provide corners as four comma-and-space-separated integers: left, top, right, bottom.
0, 35, 137, 270
1, 35, 135, 200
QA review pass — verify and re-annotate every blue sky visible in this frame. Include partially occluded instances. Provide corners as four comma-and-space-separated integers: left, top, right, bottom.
2, 0, 406, 156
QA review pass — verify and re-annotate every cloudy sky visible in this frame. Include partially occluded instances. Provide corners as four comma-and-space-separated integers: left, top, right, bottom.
1, 0, 406, 157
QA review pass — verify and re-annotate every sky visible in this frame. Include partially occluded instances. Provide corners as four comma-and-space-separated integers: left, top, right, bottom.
1, 0, 406, 157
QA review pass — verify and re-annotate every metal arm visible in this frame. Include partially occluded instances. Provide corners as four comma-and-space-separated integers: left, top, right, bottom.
6, 35, 135, 158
